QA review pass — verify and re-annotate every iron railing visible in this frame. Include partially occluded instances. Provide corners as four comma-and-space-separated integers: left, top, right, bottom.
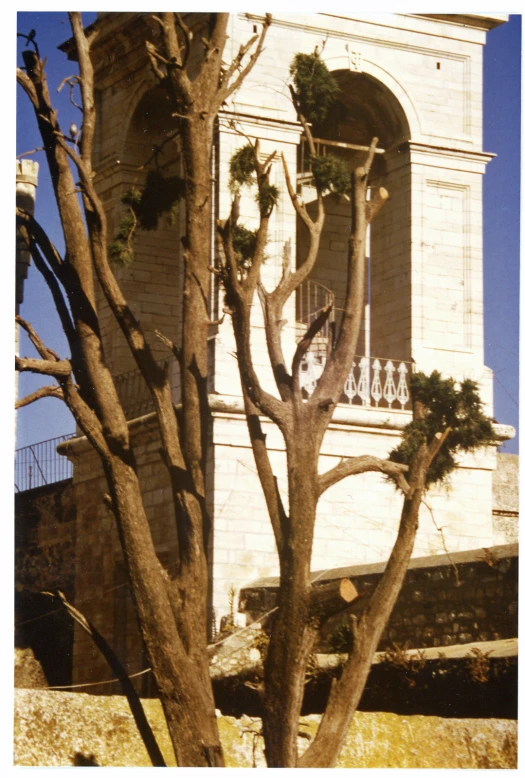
15, 434, 76, 493
296, 279, 335, 357
299, 353, 411, 410
113, 357, 180, 420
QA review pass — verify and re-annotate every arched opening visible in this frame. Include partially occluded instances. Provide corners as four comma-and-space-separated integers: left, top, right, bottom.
296, 71, 412, 409
105, 87, 184, 383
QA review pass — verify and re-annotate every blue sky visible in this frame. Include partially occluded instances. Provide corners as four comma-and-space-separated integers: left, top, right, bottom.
14, 12, 520, 453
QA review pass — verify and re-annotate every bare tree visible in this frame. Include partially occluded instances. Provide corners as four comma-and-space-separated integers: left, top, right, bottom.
16, 11, 272, 767
16, 12, 494, 768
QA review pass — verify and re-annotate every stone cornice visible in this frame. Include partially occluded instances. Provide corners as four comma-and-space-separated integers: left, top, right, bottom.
413, 14, 508, 32
247, 12, 485, 53
383, 142, 496, 174
407, 142, 495, 165
57, 391, 515, 461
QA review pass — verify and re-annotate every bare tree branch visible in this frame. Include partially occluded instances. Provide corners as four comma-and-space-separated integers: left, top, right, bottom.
20, 233, 77, 349
16, 208, 64, 273
175, 13, 193, 69
318, 456, 410, 496
16, 316, 60, 361
244, 393, 287, 556
155, 329, 181, 362
16, 147, 44, 159
69, 13, 96, 165
366, 186, 389, 223
159, 12, 192, 98
213, 14, 272, 110
16, 355, 71, 378
16, 385, 64, 409
17, 67, 38, 107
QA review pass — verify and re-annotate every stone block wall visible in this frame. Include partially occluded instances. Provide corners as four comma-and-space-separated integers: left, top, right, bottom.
492, 453, 519, 544
15, 480, 77, 595
61, 418, 179, 689
15, 480, 77, 687
240, 543, 518, 651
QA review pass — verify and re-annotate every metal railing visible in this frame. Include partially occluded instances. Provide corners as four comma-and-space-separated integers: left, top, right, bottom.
299, 354, 411, 410
15, 434, 76, 493
296, 279, 335, 356
113, 357, 180, 421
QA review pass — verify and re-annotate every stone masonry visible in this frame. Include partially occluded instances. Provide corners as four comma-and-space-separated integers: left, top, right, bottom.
240, 543, 518, 652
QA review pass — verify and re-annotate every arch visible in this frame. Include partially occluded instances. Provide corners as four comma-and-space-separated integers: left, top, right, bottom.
121, 83, 181, 173
321, 54, 421, 145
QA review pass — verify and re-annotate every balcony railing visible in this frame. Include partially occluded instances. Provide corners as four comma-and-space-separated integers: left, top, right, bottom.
15, 434, 76, 493
113, 357, 180, 420
299, 353, 411, 410
296, 279, 335, 356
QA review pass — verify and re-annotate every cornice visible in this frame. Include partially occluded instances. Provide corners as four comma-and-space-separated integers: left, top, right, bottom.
390, 142, 496, 173
245, 13, 471, 62
413, 14, 508, 32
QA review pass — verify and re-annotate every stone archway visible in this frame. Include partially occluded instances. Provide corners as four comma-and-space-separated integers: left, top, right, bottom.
296, 68, 413, 398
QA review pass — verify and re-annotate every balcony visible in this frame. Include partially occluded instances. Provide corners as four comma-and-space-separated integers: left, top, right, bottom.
15, 434, 75, 492
296, 279, 411, 410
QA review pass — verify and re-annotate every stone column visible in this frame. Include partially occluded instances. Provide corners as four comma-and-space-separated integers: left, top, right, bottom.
15, 159, 39, 410
16, 159, 39, 315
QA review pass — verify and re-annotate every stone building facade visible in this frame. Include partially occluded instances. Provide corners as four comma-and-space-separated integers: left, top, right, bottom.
57, 13, 515, 686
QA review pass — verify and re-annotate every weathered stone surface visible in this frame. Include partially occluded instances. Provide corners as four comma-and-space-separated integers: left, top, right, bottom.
492, 453, 519, 513
15, 480, 76, 594
14, 648, 48, 690
14, 689, 517, 768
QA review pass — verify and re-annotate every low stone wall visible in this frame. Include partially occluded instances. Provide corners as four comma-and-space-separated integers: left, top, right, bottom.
14, 689, 516, 768
240, 543, 518, 651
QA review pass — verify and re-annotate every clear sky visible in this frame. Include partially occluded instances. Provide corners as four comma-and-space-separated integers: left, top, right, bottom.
14, 12, 521, 454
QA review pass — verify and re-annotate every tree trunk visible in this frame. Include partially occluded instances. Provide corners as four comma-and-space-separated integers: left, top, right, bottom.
104, 456, 224, 767
262, 441, 319, 767
298, 470, 425, 766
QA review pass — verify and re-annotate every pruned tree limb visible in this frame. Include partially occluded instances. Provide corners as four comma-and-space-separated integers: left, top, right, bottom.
366, 186, 389, 223
174, 13, 192, 69
17, 67, 38, 107
69, 15, 96, 168
309, 141, 381, 413
213, 14, 272, 110
319, 456, 410, 496
159, 12, 192, 98
17, 147, 44, 159
16, 208, 64, 273
16, 316, 60, 362
15, 355, 71, 378
16, 385, 64, 409
18, 238, 76, 350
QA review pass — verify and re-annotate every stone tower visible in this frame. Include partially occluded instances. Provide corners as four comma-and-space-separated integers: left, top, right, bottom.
60, 13, 513, 687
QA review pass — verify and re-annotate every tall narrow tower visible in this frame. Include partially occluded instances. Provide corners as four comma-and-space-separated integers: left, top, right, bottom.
16, 159, 39, 316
